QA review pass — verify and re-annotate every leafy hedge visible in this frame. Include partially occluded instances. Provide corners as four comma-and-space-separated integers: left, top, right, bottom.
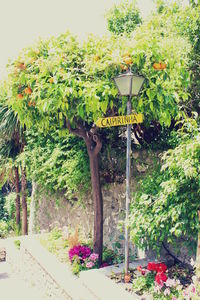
24, 130, 90, 199
129, 123, 200, 254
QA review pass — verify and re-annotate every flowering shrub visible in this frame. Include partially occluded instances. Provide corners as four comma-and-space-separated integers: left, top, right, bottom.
138, 262, 168, 284
133, 262, 184, 299
178, 274, 200, 300
68, 245, 91, 262
147, 262, 167, 273
68, 245, 100, 275
68, 244, 116, 274
155, 272, 168, 285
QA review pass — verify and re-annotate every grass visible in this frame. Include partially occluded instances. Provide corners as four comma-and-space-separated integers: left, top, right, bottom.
39, 228, 70, 264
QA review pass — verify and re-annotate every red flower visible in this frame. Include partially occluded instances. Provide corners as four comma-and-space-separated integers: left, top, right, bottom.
147, 262, 158, 272
147, 262, 167, 273
156, 263, 167, 273
155, 272, 168, 284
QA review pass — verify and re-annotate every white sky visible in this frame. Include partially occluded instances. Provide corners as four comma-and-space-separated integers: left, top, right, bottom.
0, 0, 156, 79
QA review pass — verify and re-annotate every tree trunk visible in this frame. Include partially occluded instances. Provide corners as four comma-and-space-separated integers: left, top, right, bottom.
197, 211, 200, 258
196, 210, 200, 279
14, 166, 20, 226
89, 151, 103, 266
29, 181, 37, 235
65, 119, 103, 265
21, 166, 28, 235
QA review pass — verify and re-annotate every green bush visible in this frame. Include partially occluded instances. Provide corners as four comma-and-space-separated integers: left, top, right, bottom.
0, 220, 10, 238
25, 130, 90, 200
129, 123, 200, 254
0, 190, 6, 220
4, 192, 16, 219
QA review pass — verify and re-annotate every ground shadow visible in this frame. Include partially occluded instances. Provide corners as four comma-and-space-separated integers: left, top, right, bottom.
0, 272, 9, 280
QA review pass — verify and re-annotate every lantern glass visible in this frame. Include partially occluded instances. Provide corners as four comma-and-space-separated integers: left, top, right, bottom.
131, 75, 145, 96
113, 73, 132, 96
114, 72, 144, 97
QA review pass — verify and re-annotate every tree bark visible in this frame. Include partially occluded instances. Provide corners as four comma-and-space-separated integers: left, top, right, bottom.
29, 181, 37, 235
21, 166, 28, 235
66, 119, 103, 265
88, 151, 103, 265
14, 166, 20, 226
196, 211, 200, 257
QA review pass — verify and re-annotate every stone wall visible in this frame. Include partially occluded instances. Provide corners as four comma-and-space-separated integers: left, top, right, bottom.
31, 149, 159, 256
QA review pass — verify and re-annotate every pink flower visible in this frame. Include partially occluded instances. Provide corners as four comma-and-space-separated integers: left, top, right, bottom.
154, 283, 163, 294
171, 297, 177, 300
86, 261, 95, 268
165, 278, 177, 288
163, 288, 170, 296
68, 245, 91, 262
100, 262, 109, 268
89, 253, 99, 261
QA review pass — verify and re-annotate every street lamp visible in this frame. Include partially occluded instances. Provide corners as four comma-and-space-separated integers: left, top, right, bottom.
113, 70, 145, 275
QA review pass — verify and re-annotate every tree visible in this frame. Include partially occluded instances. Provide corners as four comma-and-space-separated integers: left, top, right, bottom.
0, 89, 28, 234
106, 0, 142, 36
3, 0, 192, 262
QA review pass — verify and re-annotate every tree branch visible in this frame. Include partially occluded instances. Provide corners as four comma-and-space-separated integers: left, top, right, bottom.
162, 242, 184, 265
65, 118, 102, 156
65, 119, 86, 139
93, 134, 102, 156
90, 124, 98, 135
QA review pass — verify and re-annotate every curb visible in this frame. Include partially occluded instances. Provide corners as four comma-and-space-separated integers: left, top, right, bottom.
79, 260, 149, 300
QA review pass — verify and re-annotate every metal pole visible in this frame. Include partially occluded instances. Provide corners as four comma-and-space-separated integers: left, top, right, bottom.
125, 96, 131, 274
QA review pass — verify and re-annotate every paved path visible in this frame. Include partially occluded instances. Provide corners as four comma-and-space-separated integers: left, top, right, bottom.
0, 260, 50, 300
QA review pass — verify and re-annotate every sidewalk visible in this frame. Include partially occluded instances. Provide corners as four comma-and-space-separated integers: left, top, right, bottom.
0, 261, 47, 300
0, 237, 95, 300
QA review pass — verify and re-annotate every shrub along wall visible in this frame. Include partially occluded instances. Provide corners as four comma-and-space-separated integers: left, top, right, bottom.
31, 148, 195, 264
30, 149, 159, 257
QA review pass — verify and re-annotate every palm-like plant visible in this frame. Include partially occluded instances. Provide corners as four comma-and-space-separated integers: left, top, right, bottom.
0, 103, 27, 235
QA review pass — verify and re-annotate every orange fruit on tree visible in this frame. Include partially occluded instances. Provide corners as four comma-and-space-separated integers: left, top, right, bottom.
28, 101, 36, 107
160, 62, 167, 70
123, 56, 132, 65
120, 64, 128, 71
49, 77, 54, 84
153, 62, 167, 70
25, 87, 32, 95
17, 93, 23, 99
153, 63, 161, 70
17, 63, 26, 70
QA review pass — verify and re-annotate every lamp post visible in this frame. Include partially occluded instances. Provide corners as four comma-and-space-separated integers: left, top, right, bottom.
113, 70, 145, 275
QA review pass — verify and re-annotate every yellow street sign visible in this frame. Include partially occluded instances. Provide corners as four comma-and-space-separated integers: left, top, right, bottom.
96, 114, 143, 128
